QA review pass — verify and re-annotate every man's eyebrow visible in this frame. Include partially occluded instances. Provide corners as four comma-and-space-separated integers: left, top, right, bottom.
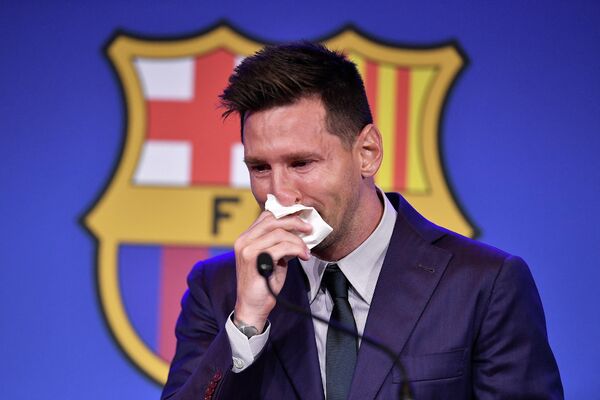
243, 156, 264, 165
284, 152, 319, 161
244, 152, 320, 165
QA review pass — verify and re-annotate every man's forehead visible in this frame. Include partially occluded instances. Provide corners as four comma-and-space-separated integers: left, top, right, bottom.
246, 93, 321, 112
242, 95, 325, 125
243, 101, 326, 139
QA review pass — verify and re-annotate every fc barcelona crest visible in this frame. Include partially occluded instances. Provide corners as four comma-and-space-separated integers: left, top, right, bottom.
85, 24, 473, 384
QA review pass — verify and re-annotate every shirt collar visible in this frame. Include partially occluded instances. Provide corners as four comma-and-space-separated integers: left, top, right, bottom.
300, 189, 397, 305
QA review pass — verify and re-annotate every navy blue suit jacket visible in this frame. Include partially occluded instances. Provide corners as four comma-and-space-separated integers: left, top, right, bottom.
162, 193, 563, 399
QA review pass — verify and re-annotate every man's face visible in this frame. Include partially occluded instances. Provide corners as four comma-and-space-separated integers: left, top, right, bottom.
242, 96, 370, 259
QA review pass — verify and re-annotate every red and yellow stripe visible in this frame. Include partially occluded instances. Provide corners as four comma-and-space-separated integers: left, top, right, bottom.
349, 52, 435, 193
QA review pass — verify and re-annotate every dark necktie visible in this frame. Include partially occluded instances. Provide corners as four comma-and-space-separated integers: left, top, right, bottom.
323, 264, 358, 400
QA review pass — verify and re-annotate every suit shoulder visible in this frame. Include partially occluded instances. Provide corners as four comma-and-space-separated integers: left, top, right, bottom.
389, 191, 518, 273
436, 229, 510, 262
433, 230, 538, 312
433, 228, 530, 282
187, 251, 236, 288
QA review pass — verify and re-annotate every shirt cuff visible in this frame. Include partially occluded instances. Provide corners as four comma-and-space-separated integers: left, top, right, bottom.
225, 311, 270, 373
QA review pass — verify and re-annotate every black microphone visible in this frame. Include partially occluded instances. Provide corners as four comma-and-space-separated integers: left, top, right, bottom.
257, 252, 274, 278
256, 252, 414, 400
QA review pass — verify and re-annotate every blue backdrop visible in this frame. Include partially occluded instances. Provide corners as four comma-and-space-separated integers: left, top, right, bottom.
1, 1, 599, 398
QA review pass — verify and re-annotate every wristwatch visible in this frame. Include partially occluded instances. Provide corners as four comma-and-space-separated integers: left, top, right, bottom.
232, 315, 260, 338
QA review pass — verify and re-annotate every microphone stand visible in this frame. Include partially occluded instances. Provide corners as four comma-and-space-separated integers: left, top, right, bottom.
257, 252, 414, 400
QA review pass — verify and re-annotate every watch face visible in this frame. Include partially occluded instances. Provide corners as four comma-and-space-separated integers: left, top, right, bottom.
240, 325, 259, 338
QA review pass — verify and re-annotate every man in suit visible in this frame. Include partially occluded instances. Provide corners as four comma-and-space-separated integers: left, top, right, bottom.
162, 42, 563, 399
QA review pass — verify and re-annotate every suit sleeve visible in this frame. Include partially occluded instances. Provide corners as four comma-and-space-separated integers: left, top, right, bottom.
472, 255, 564, 399
161, 261, 234, 400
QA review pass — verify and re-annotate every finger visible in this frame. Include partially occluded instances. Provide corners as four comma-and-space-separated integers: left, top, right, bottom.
244, 214, 312, 242
236, 233, 308, 278
247, 210, 275, 230
237, 232, 308, 267
244, 227, 309, 258
260, 240, 311, 265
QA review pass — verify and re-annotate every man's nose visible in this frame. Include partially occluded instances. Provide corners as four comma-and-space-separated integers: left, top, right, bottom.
270, 169, 300, 206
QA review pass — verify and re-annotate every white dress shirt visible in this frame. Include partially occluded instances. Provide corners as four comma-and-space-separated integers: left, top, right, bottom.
225, 190, 397, 391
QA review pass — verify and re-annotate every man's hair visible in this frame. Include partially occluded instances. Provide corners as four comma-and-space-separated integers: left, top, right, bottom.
220, 42, 373, 146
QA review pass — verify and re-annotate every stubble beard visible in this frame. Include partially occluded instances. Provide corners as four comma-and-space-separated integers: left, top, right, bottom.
311, 188, 361, 262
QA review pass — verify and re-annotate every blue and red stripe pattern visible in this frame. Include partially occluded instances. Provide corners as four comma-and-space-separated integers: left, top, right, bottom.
119, 244, 231, 363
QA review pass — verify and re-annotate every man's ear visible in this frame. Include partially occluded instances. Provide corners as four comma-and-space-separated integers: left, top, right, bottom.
355, 124, 383, 178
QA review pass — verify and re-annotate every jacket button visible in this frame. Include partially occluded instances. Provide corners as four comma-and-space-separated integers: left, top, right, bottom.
233, 357, 245, 370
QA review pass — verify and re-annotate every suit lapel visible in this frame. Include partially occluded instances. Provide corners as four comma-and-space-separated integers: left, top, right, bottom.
348, 194, 452, 400
269, 259, 325, 400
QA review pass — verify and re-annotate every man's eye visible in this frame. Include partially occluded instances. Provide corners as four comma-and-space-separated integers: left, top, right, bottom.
250, 164, 270, 173
292, 160, 312, 168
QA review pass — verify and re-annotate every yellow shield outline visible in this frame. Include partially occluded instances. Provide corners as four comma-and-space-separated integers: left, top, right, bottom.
84, 24, 474, 385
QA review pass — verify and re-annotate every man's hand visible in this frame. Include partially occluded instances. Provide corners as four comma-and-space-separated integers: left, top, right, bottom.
233, 211, 312, 332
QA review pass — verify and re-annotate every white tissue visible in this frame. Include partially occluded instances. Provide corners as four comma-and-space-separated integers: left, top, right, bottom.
264, 194, 333, 249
